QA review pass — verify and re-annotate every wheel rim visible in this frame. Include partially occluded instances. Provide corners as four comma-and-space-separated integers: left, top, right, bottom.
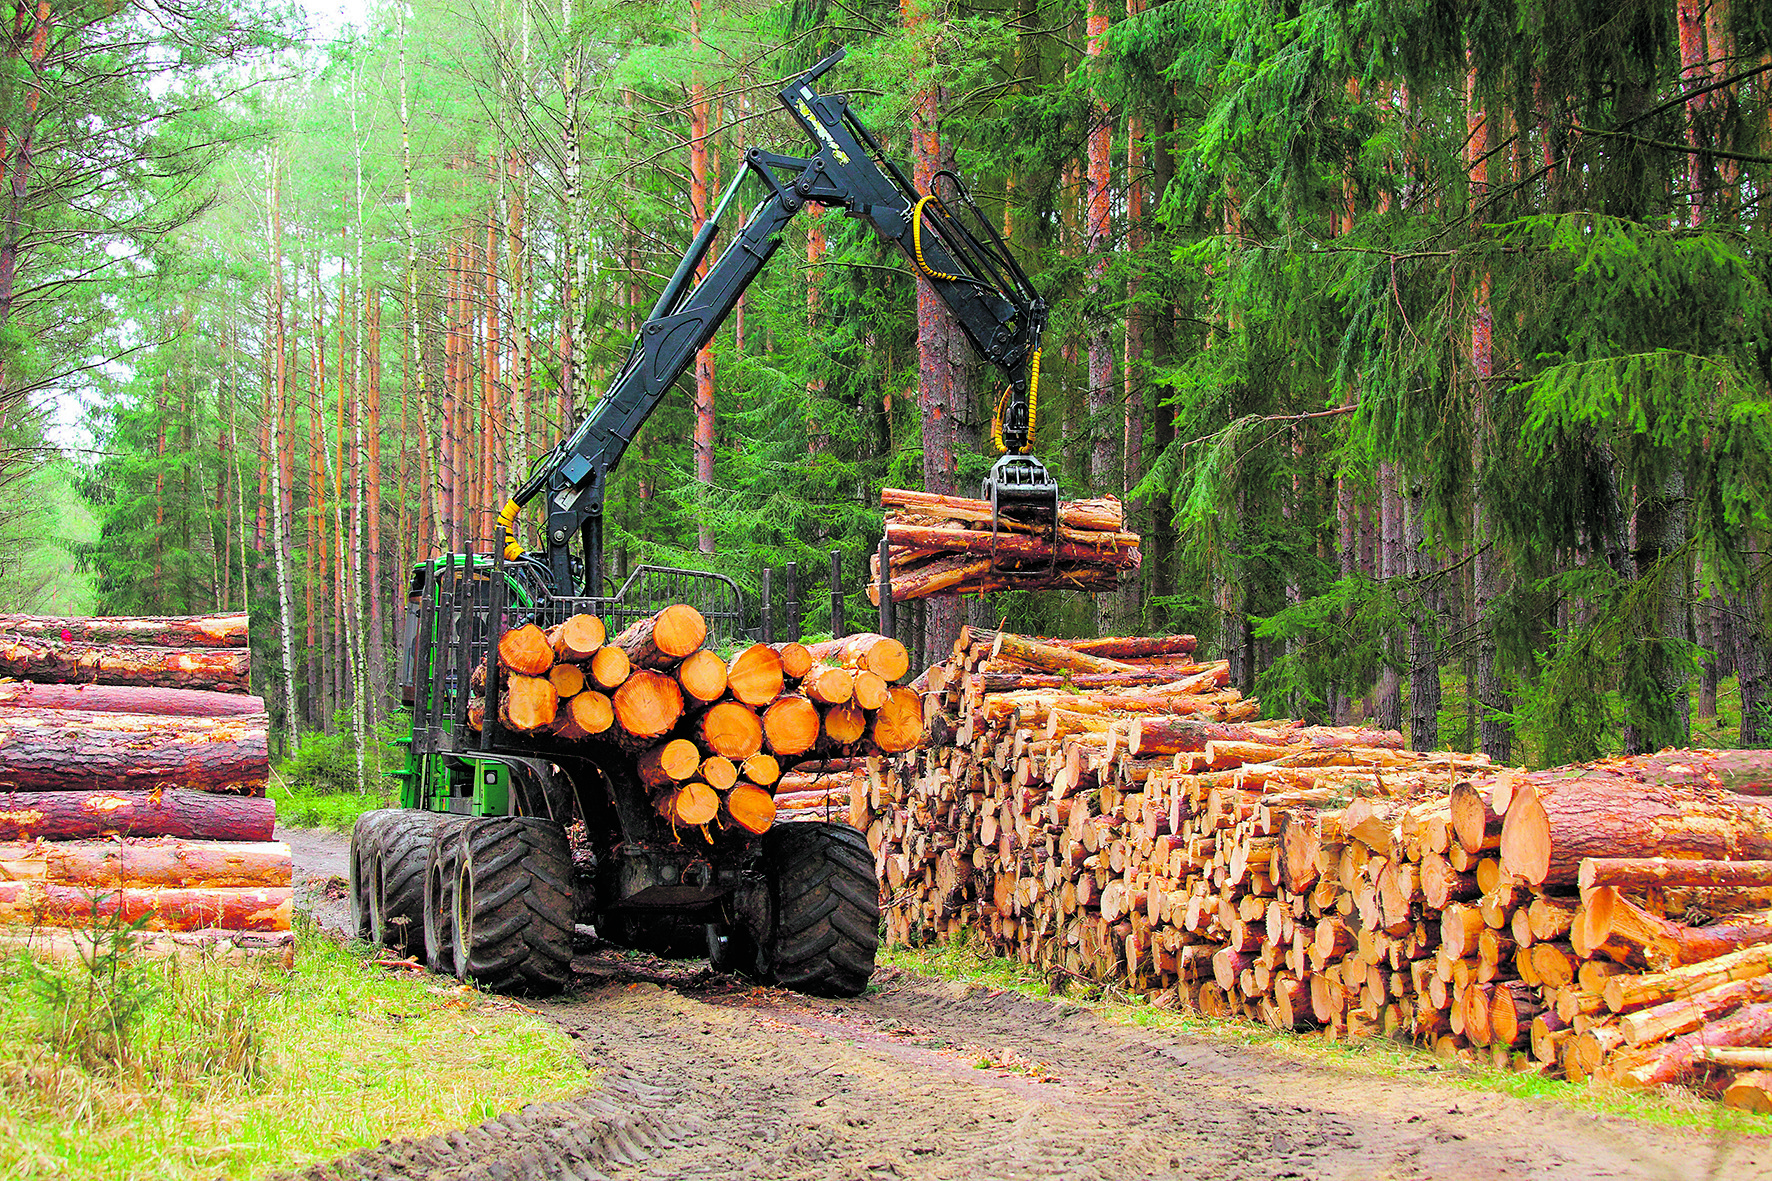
425, 848, 451, 974
451, 841, 474, 980
368, 851, 386, 946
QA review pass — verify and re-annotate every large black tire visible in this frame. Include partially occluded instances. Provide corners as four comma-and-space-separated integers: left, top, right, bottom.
372, 812, 454, 956
422, 816, 474, 974
348, 809, 406, 940
761, 821, 878, 997
453, 816, 574, 995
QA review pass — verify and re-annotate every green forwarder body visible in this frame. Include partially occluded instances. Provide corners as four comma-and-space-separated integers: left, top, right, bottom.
349, 552, 877, 997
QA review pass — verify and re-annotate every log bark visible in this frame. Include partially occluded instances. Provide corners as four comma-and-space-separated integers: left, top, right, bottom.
0, 928, 293, 966
962, 628, 1138, 676
1619, 1003, 1772, 1087
0, 882, 290, 932
0, 683, 266, 718
727, 643, 785, 706
0, 635, 251, 693
1605, 944, 1772, 1013
611, 670, 684, 741
1579, 857, 1772, 891
1582, 749, 1772, 796
805, 634, 910, 682
1051, 635, 1197, 659
614, 604, 706, 669
1618, 974, 1772, 1045
0, 837, 291, 889
0, 789, 276, 842
1500, 779, 1772, 887
884, 523, 1141, 566
0, 612, 248, 648
881, 488, 1124, 531
0, 708, 268, 795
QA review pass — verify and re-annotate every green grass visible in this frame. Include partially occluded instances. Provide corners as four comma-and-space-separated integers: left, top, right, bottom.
882, 935, 1772, 1138
0, 916, 589, 1180
269, 779, 390, 832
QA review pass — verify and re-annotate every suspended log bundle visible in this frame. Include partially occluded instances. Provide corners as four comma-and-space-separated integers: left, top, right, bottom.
482, 604, 921, 843
0, 613, 287, 950
872, 490, 1140, 601
858, 626, 1772, 1102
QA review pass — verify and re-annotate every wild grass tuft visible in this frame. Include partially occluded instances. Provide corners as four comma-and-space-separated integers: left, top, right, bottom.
0, 912, 588, 1180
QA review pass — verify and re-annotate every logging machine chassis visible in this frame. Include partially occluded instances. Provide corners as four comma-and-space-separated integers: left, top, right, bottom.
353, 49, 1052, 998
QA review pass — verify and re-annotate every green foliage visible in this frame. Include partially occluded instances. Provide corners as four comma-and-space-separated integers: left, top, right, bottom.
276, 711, 409, 797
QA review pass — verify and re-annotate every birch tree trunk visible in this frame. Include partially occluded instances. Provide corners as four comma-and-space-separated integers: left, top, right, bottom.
264, 161, 300, 751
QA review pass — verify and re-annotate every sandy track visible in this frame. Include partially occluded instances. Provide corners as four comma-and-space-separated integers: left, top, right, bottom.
277, 828, 1768, 1181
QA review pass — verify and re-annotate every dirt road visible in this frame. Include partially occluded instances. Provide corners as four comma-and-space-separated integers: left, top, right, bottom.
279, 828, 1769, 1181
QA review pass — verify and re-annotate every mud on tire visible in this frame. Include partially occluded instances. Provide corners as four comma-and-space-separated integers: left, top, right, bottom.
762, 821, 878, 997
422, 816, 474, 974
454, 816, 574, 995
348, 809, 406, 940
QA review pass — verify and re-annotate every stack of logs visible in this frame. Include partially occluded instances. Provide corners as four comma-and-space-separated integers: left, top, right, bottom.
872, 490, 1140, 600
485, 604, 921, 840
0, 613, 291, 963
861, 627, 1772, 1109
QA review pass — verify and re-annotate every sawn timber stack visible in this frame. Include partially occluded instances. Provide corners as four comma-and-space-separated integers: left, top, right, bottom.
862, 626, 1772, 1109
0, 612, 290, 963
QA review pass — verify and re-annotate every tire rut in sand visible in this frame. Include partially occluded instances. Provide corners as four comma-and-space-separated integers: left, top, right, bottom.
277, 964, 1771, 1181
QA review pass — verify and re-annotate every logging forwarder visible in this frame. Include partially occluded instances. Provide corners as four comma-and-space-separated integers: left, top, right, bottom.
362, 48, 1053, 1000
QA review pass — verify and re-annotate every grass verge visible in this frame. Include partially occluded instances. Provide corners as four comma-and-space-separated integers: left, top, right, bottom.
269, 781, 389, 832
0, 915, 589, 1181
882, 935, 1772, 1138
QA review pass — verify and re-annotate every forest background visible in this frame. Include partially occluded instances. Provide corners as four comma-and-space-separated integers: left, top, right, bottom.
0, 0, 1768, 782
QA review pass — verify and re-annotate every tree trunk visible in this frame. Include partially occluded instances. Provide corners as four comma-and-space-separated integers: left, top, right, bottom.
0, 838, 291, 889
1500, 779, 1772, 887
0, 789, 276, 842
0, 635, 251, 693
0, 881, 289, 933
0, 708, 268, 794
1404, 483, 1440, 748
0, 683, 265, 717
0, 614, 247, 648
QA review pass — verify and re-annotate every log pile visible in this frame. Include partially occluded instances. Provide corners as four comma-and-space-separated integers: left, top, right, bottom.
863, 626, 1772, 1107
0, 613, 289, 962
483, 607, 921, 842
872, 490, 1140, 601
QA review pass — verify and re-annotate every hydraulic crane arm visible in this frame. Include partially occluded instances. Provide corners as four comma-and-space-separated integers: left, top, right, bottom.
500, 48, 1052, 596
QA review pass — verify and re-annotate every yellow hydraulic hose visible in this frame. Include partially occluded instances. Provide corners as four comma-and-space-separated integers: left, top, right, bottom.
496, 499, 524, 561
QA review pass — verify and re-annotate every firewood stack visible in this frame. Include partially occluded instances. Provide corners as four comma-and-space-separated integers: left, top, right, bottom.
862, 627, 1772, 1109
0, 613, 291, 963
872, 490, 1140, 600
483, 606, 921, 841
